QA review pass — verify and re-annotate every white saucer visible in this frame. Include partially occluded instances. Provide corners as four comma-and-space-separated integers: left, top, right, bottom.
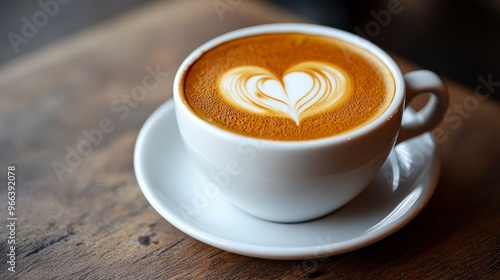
134, 100, 440, 260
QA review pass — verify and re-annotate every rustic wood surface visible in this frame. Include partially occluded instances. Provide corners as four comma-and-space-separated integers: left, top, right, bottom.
0, 0, 499, 279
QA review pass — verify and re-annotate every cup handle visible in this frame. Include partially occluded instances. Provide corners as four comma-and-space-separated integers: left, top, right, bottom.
396, 70, 449, 144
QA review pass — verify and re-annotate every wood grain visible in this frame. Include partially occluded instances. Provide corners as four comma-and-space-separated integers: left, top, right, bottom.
0, 0, 498, 279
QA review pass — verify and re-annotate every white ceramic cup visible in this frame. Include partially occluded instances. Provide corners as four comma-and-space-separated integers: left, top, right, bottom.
173, 23, 448, 223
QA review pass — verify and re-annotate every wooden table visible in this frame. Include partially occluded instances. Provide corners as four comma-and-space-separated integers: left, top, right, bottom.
1, 0, 498, 278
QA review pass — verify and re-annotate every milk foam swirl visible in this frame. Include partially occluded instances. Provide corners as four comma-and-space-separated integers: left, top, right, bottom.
219, 61, 349, 125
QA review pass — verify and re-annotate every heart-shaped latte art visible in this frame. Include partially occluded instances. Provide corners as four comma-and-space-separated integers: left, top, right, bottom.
218, 61, 349, 125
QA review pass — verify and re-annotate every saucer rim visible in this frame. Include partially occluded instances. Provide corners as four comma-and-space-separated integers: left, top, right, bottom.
134, 99, 440, 260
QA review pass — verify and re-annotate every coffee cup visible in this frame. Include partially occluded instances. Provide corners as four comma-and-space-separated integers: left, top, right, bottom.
173, 23, 448, 223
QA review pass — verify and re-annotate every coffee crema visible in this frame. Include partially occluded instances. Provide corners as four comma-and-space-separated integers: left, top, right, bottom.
180, 33, 395, 141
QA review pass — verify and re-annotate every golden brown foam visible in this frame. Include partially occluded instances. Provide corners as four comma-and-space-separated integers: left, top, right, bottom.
181, 33, 395, 141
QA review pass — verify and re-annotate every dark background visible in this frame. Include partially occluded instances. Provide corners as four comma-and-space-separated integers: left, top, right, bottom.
1, 0, 499, 102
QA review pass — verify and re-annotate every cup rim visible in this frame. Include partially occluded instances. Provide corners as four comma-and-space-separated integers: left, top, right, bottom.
173, 23, 405, 148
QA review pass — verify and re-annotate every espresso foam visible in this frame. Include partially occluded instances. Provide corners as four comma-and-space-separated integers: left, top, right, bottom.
181, 33, 395, 141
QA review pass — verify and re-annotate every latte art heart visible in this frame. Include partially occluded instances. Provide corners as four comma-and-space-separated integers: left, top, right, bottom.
219, 61, 349, 124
